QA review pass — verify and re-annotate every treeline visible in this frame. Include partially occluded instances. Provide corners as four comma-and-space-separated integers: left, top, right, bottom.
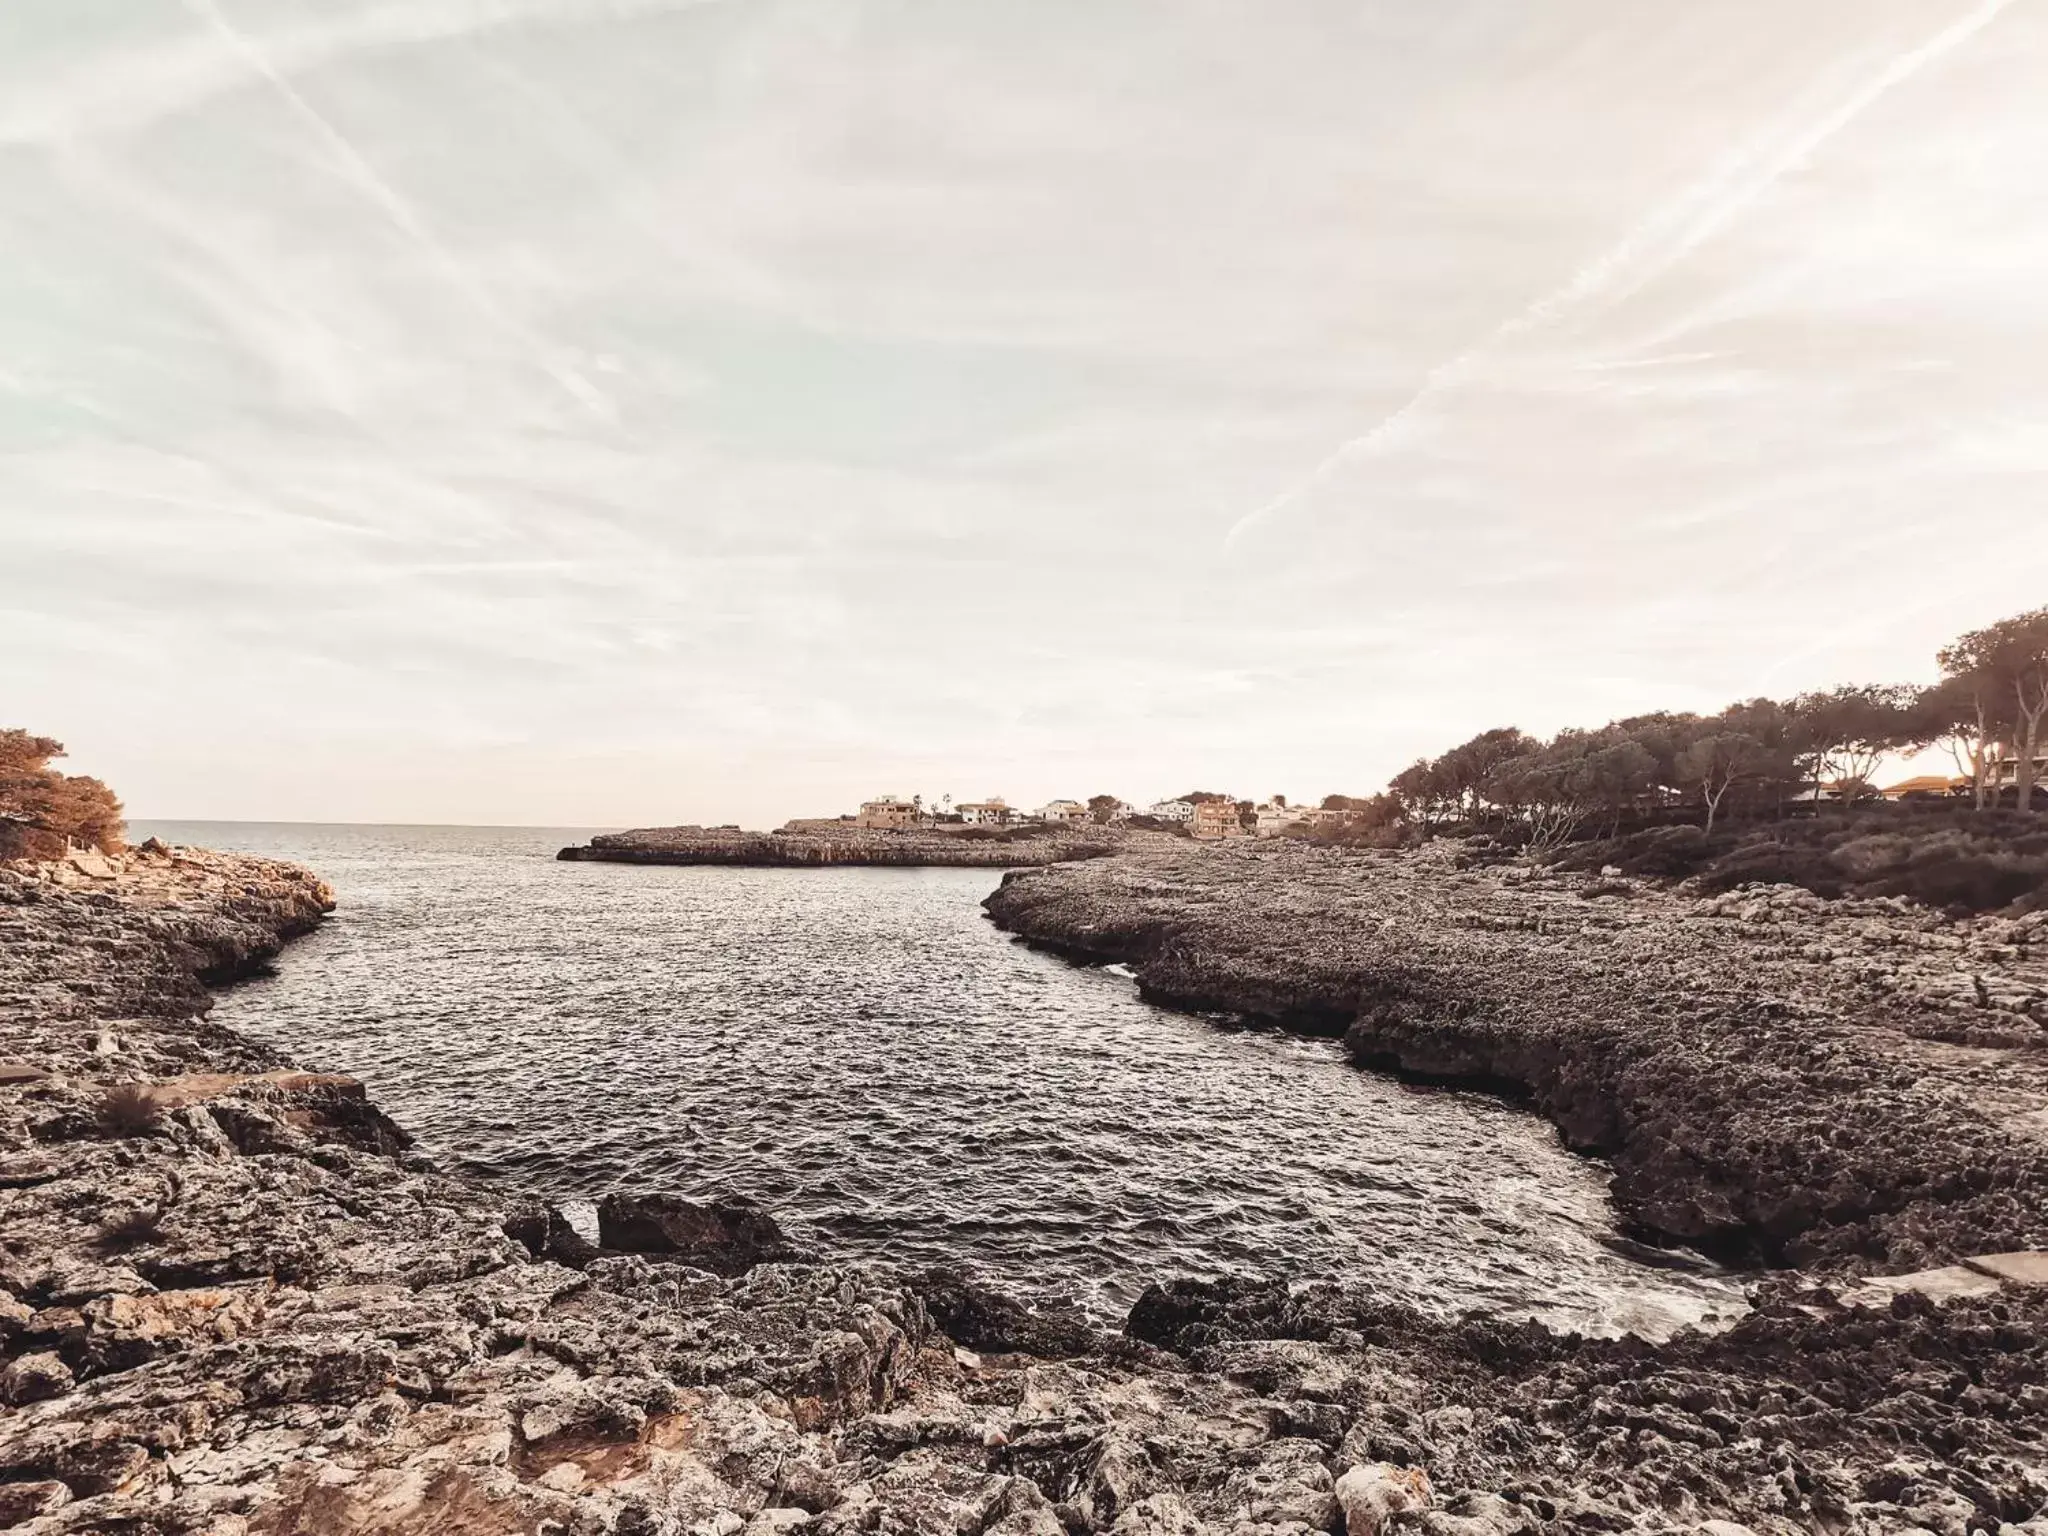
1341, 604, 2048, 850
0, 730, 125, 860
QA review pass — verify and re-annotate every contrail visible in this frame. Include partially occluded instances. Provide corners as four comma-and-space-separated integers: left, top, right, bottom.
1222, 0, 2015, 550
3, 0, 739, 147
182, 0, 616, 421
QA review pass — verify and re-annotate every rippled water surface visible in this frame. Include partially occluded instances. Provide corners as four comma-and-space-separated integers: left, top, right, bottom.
141, 821, 1744, 1334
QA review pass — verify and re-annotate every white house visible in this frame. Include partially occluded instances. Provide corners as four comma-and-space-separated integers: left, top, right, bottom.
1147, 799, 1195, 823
1254, 801, 1310, 838
1039, 799, 1089, 823
856, 795, 917, 830
958, 798, 1011, 826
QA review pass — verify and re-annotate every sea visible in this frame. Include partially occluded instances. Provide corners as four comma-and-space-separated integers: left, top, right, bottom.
134, 820, 1747, 1336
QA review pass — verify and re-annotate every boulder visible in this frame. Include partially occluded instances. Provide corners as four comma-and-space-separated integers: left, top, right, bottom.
0, 1480, 70, 1526
1, 1350, 74, 1404
911, 1266, 1100, 1358
1335, 1463, 1432, 1535
597, 1192, 795, 1275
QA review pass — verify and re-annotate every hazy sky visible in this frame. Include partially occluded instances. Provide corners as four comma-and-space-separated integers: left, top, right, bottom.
6, 0, 2045, 825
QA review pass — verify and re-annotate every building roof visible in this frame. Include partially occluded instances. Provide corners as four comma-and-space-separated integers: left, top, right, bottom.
1881, 775, 1967, 796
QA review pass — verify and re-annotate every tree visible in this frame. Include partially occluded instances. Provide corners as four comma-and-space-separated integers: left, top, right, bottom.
1388, 759, 1453, 830
1677, 732, 1763, 834
1087, 794, 1121, 825
0, 729, 125, 859
44, 775, 124, 851
1904, 676, 2003, 809
1789, 685, 1917, 809
1711, 698, 1803, 816
1435, 728, 1537, 821
1578, 738, 1658, 836
1485, 740, 1600, 850
1940, 608, 2048, 811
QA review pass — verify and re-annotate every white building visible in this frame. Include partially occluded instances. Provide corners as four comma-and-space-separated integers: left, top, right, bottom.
1039, 799, 1089, 823
1254, 801, 1310, 838
856, 795, 918, 830
1147, 799, 1195, 823
958, 798, 1011, 826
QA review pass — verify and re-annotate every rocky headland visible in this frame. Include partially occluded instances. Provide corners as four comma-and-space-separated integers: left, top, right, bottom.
983, 840, 2048, 1271
4, 841, 2047, 1534
558, 825, 1131, 869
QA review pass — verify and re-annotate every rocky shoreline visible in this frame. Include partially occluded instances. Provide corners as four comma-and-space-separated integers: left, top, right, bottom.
982, 840, 2048, 1272
560, 825, 1131, 869
4, 843, 2047, 1533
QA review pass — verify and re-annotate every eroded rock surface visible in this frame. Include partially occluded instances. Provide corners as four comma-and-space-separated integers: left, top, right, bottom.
984, 840, 2048, 1271
4, 842, 2047, 1533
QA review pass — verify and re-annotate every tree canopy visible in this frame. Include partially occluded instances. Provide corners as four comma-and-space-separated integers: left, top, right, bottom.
0, 729, 126, 860
1332, 602, 2048, 849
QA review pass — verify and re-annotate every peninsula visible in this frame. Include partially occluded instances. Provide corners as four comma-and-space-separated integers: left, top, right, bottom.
558, 822, 1130, 868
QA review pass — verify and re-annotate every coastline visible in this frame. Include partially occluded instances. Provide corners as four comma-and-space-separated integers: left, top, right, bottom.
4, 843, 2046, 1533
982, 839, 2048, 1271
557, 824, 1135, 869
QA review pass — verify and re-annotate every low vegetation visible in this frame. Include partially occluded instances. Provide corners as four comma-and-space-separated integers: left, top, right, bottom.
94, 1083, 163, 1138
1552, 808, 2048, 913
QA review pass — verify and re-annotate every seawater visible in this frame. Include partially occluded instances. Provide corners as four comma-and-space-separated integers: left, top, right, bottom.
138, 820, 1746, 1335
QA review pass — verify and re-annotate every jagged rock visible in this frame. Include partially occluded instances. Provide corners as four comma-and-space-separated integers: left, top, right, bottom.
1, 1349, 74, 1404
596, 1191, 797, 1275
1212, 1438, 1339, 1529
984, 841, 2048, 1269
0, 1479, 71, 1525
913, 1265, 1102, 1358
1334, 1463, 1431, 1534
8, 839, 2048, 1535
504, 1202, 603, 1268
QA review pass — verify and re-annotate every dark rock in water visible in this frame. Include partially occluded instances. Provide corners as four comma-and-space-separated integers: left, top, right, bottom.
596, 1190, 795, 1274
502, 1202, 601, 1268
911, 1265, 1101, 1358
1126, 1274, 1295, 1352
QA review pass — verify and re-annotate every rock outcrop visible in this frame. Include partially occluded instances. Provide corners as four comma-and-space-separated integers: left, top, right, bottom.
5, 840, 2048, 1533
984, 839, 2048, 1272
596, 1192, 799, 1275
558, 824, 1133, 869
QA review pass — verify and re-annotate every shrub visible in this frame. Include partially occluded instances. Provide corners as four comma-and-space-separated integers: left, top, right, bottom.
1558, 807, 2048, 914
95, 1084, 162, 1137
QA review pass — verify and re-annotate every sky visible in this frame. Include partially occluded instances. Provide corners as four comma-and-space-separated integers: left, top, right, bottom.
5, 0, 2045, 825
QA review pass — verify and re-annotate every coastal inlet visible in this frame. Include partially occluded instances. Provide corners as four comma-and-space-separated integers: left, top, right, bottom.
140, 821, 1745, 1335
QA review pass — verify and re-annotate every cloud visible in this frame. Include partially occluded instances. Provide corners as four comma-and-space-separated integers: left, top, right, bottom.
1223, 0, 2018, 549
4, 0, 2045, 823
0, 0, 738, 147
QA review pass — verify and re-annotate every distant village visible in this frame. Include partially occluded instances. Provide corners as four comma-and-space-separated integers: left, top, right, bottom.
828, 792, 1351, 841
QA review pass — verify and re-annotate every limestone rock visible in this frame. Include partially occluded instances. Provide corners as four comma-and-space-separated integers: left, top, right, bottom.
1, 1350, 74, 1404
1335, 1463, 1431, 1535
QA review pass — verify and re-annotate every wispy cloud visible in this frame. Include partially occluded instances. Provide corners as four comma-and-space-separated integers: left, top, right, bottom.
1223, 0, 2017, 549
180, 0, 617, 421
0, 0, 738, 148
4, 0, 2042, 822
